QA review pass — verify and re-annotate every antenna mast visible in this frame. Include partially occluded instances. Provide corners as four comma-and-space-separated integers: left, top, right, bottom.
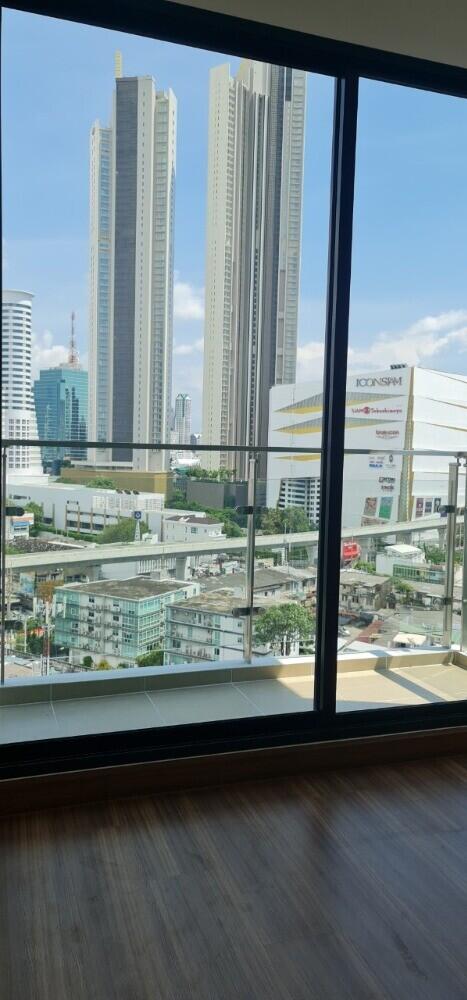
69, 311, 79, 366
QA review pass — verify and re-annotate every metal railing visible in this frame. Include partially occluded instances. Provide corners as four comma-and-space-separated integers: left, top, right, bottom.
1, 438, 466, 685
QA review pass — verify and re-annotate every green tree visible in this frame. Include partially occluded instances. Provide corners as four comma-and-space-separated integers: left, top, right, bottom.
254, 604, 315, 656
423, 544, 445, 565
391, 578, 414, 604
94, 658, 112, 671
82, 655, 93, 670
22, 500, 44, 536
136, 648, 164, 667
86, 476, 117, 490
184, 467, 235, 482
222, 518, 243, 538
96, 517, 149, 545
355, 561, 376, 573
260, 506, 311, 534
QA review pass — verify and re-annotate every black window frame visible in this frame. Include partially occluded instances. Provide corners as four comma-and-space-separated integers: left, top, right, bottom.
1, 0, 467, 779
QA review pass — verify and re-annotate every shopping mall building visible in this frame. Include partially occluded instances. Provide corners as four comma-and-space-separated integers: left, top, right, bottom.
267, 367, 467, 528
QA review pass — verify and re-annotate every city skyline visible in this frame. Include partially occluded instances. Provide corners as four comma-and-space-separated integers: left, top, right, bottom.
3, 10, 467, 434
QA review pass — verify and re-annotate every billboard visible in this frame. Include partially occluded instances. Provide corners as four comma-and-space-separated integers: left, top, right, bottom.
267, 369, 411, 527
19, 572, 35, 597
379, 496, 393, 520
363, 497, 378, 518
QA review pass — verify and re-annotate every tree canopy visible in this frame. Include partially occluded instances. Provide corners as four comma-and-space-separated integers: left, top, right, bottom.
260, 506, 312, 534
96, 517, 149, 545
136, 648, 164, 667
254, 603, 315, 656
86, 476, 117, 490
183, 467, 235, 481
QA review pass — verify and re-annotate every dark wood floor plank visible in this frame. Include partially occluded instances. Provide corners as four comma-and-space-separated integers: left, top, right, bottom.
1, 756, 466, 1000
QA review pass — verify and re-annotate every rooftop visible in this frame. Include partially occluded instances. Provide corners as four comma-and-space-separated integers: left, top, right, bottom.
170, 588, 300, 614
165, 514, 222, 525
385, 543, 423, 555
203, 567, 308, 592
57, 577, 189, 600
340, 570, 389, 587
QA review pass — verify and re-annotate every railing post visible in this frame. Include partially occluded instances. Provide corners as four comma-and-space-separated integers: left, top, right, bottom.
244, 455, 258, 664
461, 459, 467, 652
1, 448, 8, 685
442, 461, 458, 648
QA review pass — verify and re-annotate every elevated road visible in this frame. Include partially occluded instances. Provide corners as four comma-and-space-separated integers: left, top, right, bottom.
5, 515, 452, 572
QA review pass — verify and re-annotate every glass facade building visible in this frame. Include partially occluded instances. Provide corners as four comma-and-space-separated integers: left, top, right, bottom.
34, 365, 88, 464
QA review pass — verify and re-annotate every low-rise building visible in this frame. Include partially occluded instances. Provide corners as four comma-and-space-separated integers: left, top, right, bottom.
180, 476, 248, 513
6, 511, 34, 542
375, 543, 425, 577
162, 514, 226, 543
339, 569, 391, 611
203, 566, 315, 599
165, 589, 303, 665
54, 577, 200, 668
8, 481, 165, 536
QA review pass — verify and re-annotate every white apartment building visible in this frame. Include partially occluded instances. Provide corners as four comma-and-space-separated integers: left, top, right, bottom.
174, 393, 191, 445
165, 589, 300, 665
202, 61, 306, 478
88, 52, 177, 472
2, 290, 43, 479
162, 514, 226, 544
267, 367, 467, 528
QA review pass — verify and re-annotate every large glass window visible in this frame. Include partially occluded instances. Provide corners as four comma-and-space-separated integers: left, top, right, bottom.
1, 8, 467, 763
336, 80, 467, 709
1, 9, 336, 742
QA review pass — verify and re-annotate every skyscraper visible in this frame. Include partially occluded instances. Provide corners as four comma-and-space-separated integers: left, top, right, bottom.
2, 290, 43, 478
202, 61, 306, 478
34, 316, 88, 465
174, 393, 191, 445
88, 53, 177, 471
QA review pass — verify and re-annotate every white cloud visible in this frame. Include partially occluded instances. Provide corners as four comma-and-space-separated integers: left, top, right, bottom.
174, 281, 204, 320
31, 329, 69, 376
173, 337, 204, 356
297, 309, 467, 381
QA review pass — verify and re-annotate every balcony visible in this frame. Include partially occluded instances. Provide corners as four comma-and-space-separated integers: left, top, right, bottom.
1, 438, 467, 749
1, 648, 467, 743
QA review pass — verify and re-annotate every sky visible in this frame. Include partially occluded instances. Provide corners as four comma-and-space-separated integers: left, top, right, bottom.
3, 10, 467, 430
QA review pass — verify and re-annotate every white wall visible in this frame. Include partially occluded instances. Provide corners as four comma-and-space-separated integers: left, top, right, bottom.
168, 0, 467, 69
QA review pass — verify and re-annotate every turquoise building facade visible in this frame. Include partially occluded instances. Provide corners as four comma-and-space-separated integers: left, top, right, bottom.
34, 365, 88, 464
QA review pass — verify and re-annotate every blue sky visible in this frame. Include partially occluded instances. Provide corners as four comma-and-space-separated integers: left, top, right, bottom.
3, 10, 467, 429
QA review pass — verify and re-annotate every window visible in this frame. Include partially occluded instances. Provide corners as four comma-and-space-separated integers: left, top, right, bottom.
2, 3, 466, 770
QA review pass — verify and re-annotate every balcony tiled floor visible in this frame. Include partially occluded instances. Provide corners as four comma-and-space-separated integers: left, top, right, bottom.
0, 662, 466, 744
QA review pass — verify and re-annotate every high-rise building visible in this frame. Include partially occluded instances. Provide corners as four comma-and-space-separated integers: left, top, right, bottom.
202, 61, 306, 477
2, 290, 43, 478
34, 312, 88, 465
174, 393, 191, 445
88, 53, 177, 471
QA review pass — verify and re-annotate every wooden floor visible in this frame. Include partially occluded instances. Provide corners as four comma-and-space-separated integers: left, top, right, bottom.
1, 756, 467, 1000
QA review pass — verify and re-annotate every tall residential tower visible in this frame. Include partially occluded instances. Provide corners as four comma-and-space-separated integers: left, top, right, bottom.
88, 53, 177, 470
174, 393, 191, 445
2, 290, 43, 478
202, 61, 306, 477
